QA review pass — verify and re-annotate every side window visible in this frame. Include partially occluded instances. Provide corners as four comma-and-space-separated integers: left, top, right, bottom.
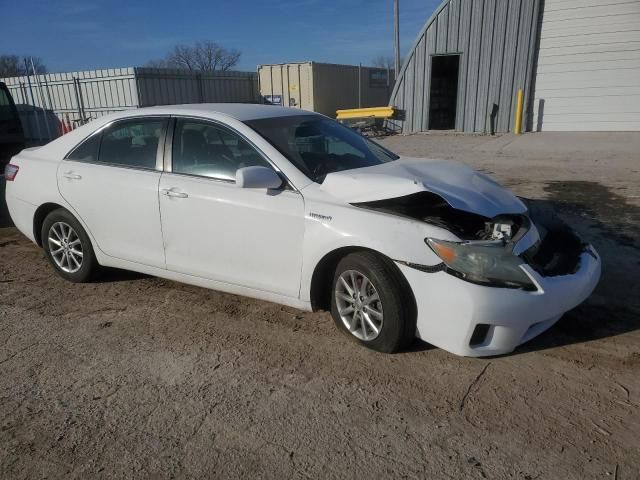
98, 119, 164, 169
67, 133, 100, 162
172, 119, 273, 181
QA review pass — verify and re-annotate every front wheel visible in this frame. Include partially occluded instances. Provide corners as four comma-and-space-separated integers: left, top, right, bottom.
41, 208, 98, 283
330, 251, 416, 353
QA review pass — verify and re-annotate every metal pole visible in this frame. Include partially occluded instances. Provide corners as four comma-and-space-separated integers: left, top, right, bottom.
24, 58, 43, 143
31, 57, 52, 140
514, 89, 524, 134
73, 77, 86, 125
394, 0, 400, 78
42, 76, 57, 137
358, 63, 362, 108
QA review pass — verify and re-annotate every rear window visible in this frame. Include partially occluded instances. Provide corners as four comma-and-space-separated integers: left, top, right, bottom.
66, 118, 165, 169
99, 119, 164, 169
67, 133, 100, 162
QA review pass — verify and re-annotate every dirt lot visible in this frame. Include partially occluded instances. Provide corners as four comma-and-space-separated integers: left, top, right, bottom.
1, 132, 639, 479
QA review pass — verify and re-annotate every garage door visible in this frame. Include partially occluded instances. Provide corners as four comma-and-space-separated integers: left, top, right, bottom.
533, 0, 640, 131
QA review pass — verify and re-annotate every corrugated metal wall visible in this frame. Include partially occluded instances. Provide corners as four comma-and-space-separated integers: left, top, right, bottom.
135, 68, 258, 107
312, 63, 395, 117
389, 0, 542, 133
1, 68, 258, 144
258, 63, 315, 110
258, 62, 395, 117
533, 0, 640, 131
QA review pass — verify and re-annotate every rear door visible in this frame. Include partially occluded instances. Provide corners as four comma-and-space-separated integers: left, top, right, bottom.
158, 117, 305, 298
57, 117, 167, 268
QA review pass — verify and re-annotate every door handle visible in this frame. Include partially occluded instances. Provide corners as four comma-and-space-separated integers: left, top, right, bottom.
63, 172, 82, 180
161, 188, 188, 198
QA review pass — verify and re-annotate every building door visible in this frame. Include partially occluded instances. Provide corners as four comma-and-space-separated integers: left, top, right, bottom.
428, 55, 460, 130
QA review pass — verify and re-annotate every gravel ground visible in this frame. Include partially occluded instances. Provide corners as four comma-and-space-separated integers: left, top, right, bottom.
1, 132, 639, 479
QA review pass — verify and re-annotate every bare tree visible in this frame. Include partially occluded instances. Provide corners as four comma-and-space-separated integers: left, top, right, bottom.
146, 41, 241, 72
0, 55, 47, 77
371, 55, 395, 70
144, 58, 169, 69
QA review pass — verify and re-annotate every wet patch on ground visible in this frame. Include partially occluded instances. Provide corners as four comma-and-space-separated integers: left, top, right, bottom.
543, 181, 640, 250
517, 181, 640, 355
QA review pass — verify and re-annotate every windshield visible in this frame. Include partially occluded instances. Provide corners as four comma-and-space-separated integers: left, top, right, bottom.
245, 115, 399, 183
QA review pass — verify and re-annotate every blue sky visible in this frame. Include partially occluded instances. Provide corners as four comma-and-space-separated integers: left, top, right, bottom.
3, 0, 441, 73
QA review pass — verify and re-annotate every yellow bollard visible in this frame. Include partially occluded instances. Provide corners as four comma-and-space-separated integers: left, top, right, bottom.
514, 88, 524, 135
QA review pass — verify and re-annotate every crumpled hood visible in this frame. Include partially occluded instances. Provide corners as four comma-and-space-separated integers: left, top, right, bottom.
320, 157, 527, 218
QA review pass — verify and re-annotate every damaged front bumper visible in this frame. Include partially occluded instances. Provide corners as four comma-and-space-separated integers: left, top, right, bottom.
397, 246, 601, 357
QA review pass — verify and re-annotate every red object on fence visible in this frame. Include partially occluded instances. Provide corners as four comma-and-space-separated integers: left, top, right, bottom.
60, 114, 73, 135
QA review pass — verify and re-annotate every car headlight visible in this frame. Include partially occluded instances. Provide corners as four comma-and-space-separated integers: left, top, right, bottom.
426, 238, 536, 290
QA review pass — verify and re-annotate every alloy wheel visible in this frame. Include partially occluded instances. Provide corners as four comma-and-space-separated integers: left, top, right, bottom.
48, 221, 83, 273
335, 269, 384, 341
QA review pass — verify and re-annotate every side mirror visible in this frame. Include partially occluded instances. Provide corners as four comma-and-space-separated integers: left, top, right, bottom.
236, 166, 283, 189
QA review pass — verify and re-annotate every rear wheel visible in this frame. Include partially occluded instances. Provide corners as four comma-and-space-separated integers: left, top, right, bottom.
41, 209, 98, 282
330, 251, 416, 353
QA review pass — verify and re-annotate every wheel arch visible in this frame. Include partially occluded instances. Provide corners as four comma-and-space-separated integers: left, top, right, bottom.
33, 202, 67, 247
309, 246, 416, 313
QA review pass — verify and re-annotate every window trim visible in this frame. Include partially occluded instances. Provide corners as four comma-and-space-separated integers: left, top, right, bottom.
164, 115, 297, 191
64, 115, 169, 172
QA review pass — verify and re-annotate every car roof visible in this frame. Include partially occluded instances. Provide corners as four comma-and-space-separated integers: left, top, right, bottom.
145, 103, 316, 121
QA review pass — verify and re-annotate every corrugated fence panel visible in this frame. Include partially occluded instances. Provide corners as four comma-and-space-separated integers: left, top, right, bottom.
388, 0, 541, 133
135, 68, 258, 107
1, 68, 137, 143
2, 67, 257, 143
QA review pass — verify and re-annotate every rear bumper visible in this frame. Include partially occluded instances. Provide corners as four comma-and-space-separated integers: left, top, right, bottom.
5, 194, 37, 243
398, 247, 601, 357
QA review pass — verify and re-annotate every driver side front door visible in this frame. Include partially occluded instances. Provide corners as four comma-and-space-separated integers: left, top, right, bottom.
158, 117, 305, 299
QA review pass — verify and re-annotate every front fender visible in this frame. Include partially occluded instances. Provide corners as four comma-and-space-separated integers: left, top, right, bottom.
299, 199, 457, 302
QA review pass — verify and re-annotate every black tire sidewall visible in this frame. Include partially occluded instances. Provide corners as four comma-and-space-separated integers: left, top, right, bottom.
330, 252, 415, 353
41, 209, 97, 283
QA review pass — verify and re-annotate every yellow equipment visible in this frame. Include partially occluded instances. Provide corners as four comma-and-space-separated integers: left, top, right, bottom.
336, 106, 396, 120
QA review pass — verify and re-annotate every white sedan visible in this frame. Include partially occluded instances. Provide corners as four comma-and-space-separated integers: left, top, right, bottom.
4, 104, 601, 356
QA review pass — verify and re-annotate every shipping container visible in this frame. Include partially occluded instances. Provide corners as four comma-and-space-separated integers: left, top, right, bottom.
258, 62, 395, 117
1, 67, 258, 144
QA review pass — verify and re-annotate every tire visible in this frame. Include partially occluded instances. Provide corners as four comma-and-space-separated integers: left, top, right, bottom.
330, 251, 416, 353
41, 208, 98, 283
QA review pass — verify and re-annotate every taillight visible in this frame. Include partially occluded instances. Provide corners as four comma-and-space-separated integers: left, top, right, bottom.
4, 164, 19, 181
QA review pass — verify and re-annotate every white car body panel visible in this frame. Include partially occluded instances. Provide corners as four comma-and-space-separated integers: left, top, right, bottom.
58, 161, 166, 267
321, 157, 526, 216
158, 173, 305, 297
4, 103, 601, 357
399, 250, 601, 356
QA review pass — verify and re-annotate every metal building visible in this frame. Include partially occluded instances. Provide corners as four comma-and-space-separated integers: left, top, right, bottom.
390, 0, 640, 133
258, 62, 395, 117
389, 0, 542, 134
1, 67, 258, 143
533, 0, 640, 131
